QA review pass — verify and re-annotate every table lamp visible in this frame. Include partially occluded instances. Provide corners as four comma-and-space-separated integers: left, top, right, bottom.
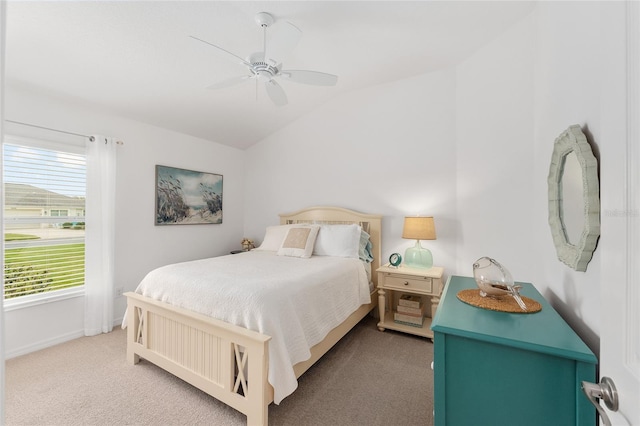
402, 216, 436, 269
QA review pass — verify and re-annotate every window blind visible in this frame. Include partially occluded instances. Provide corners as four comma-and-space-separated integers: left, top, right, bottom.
3, 142, 86, 300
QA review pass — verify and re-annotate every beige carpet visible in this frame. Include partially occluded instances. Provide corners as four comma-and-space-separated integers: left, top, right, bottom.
5, 316, 434, 426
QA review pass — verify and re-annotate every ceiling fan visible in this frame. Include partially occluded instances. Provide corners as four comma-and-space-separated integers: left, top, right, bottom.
190, 12, 338, 107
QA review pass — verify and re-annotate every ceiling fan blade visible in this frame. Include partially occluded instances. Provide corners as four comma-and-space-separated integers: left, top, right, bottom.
265, 22, 302, 65
280, 70, 338, 86
264, 80, 288, 106
189, 35, 251, 67
206, 75, 252, 90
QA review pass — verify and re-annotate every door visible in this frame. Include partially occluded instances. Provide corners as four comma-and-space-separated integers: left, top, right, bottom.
0, 1, 6, 422
599, 2, 640, 425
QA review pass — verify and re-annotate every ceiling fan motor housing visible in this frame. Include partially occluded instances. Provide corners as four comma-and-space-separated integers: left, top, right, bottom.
255, 12, 274, 28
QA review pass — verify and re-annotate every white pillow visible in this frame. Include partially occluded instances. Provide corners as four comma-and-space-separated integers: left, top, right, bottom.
313, 224, 361, 258
254, 225, 294, 251
277, 225, 320, 258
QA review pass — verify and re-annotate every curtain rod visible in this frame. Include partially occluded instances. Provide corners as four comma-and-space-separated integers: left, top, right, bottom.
4, 119, 124, 145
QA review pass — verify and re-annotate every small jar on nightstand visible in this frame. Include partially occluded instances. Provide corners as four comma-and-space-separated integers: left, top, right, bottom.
376, 264, 445, 341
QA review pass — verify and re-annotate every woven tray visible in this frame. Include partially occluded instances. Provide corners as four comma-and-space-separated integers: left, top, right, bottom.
457, 288, 542, 314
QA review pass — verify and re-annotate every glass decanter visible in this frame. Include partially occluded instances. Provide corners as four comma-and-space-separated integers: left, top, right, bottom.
472, 257, 527, 310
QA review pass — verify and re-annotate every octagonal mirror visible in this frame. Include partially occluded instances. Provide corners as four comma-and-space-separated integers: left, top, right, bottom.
547, 125, 600, 271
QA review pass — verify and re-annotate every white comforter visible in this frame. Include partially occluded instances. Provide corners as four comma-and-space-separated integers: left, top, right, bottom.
130, 250, 371, 404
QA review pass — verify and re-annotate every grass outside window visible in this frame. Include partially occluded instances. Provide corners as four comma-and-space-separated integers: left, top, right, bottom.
4, 243, 85, 299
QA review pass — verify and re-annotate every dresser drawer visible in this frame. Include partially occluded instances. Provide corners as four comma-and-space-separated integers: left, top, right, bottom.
384, 273, 433, 292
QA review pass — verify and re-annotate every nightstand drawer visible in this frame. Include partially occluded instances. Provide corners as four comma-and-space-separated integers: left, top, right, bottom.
384, 273, 433, 292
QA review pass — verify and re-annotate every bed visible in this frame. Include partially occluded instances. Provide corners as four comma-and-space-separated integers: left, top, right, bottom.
124, 206, 382, 425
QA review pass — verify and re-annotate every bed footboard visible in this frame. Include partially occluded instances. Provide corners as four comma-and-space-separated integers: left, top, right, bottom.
125, 292, 272, 426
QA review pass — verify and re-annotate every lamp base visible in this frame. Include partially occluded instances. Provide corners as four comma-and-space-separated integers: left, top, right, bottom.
404, 241, 433, 269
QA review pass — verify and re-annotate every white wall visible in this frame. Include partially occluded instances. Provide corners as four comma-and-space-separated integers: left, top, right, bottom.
244, 69, 458, 275
4, 83, 245, 357
455, 1, 610, 353
455, 12, 535, 281
531, 1, 605, 352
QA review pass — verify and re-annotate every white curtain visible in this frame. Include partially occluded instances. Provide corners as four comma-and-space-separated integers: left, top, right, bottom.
84, 135, 117, 336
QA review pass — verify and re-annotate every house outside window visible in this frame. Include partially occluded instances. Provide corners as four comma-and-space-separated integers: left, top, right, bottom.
3, 139, 86, 302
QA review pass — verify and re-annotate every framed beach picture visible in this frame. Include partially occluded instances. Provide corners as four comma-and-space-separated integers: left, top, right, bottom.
155, 165, 223, 225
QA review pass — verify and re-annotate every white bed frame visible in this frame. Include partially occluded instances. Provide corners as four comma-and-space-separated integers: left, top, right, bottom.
125, 206, 382, 425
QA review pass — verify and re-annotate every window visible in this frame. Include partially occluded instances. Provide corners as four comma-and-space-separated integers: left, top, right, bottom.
3, 140, 86, 301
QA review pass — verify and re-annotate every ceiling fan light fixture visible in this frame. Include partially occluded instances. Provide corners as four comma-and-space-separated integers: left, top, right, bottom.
256, 70, 272, 82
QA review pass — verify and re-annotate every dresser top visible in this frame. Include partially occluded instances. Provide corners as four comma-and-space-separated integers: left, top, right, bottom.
431, 275, 597, 364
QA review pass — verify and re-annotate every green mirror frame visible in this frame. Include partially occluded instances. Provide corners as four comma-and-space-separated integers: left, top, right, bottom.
547, 125, 600, 272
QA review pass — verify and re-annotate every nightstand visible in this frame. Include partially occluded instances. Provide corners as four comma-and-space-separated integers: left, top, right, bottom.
376, 264, 445, 340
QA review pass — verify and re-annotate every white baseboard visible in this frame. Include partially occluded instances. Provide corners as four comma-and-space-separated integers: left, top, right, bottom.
5, 330, 85, 360
5, 316, 125, 360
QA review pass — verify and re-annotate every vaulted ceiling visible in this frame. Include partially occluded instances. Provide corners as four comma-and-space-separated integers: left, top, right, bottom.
5, 1, 535, 149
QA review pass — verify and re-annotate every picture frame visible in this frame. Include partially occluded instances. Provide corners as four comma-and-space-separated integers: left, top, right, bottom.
155, 165, 223, 225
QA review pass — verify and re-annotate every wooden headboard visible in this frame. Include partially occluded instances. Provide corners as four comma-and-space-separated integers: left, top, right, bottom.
279, 206, 382, 288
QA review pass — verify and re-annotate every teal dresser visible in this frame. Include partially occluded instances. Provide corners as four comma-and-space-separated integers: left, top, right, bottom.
431, 275, 597, 426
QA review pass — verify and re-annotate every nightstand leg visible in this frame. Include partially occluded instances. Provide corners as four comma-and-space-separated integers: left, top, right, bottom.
431, 296, 440, 319
377, 288, 386, 331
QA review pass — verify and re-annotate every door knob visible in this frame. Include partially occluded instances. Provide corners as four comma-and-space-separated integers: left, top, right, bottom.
581, 377, 619, 426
